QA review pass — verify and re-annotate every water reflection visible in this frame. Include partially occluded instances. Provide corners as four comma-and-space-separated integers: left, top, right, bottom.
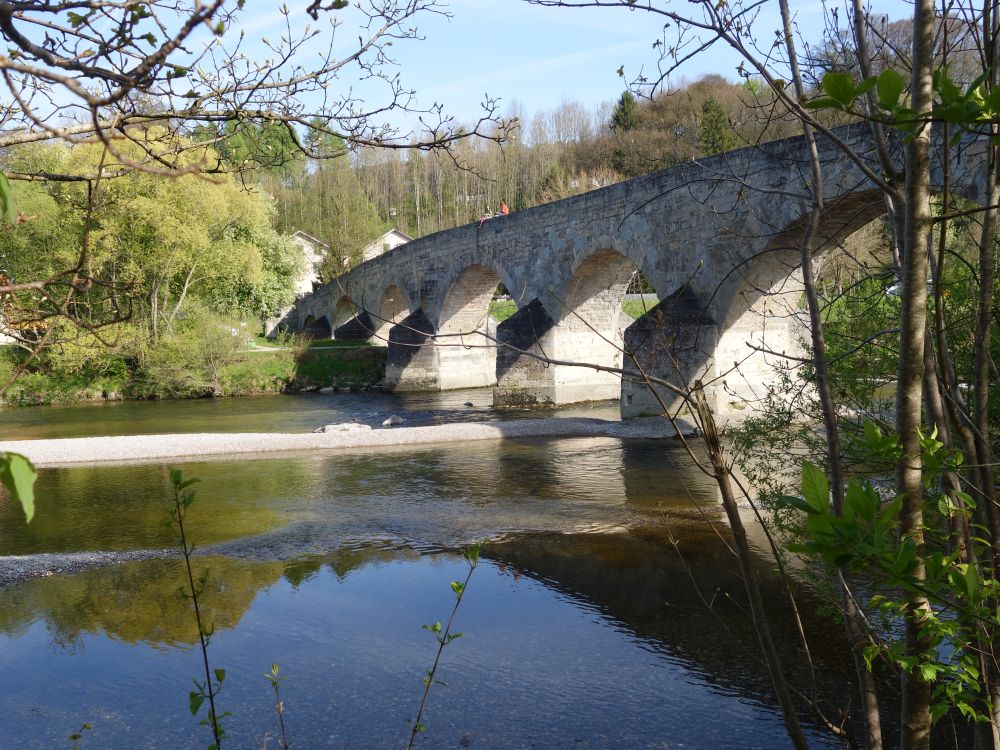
0, 536, 847, 749
0, 557, 284, 647
0, 431, 859, 748
1, 437, 720, 558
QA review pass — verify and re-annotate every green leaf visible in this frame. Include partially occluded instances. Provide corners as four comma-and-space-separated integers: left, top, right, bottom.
822, 72, 857, 107
934, 66, 962, 104
214, 668, 226, 683
935, 101, 969, 124
918, 662, 939, 682
0, 452, 37, 522
776, 493, 815, 513
876, 69, 905, 110
833, 552, 854, 567
845, 480, 879, 522
856, 76, 877, 98
189, 691, 206, 716
954, 490, 976, 510
803, 96, 843, 110
800, 461, 829, 511
963, 563, 978, 600
0, 171, 15, 225
986, 88, 1000, 118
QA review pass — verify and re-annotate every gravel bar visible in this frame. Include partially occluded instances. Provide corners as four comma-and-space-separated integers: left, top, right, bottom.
0, 549, 171, 585
0, 417, 675, 468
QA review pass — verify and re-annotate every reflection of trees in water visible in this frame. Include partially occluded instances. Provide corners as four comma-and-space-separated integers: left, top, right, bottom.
0, 558, 283, 647
485, 530, 870, 740
0, 545, 426, 646
282, 545, 421, 587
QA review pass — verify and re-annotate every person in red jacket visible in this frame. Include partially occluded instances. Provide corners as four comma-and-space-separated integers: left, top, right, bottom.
499, 200, 510, 215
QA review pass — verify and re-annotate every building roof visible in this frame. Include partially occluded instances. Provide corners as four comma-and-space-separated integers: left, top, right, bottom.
289, 229, 329, 248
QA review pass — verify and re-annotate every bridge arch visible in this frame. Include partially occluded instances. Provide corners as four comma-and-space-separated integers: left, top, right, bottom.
434, 263, 503, 390
495, 248, 665, 407
302, 314, 332, 339
548, 248, 642, 403
332, 296, 359, 330
371, 285, 411, 344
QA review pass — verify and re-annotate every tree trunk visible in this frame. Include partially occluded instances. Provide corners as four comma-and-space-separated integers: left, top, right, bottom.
897, 1, 936, 745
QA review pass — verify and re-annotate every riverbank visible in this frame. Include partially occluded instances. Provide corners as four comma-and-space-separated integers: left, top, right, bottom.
0, 416, 678, 467
0, 342, 387, 406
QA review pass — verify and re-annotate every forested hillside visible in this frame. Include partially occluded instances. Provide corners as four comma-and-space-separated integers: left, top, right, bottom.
250, 75, 822, 252
353, 75, 796, 239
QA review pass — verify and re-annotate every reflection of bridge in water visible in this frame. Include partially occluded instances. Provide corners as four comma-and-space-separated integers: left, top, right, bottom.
283, 125, 988, 418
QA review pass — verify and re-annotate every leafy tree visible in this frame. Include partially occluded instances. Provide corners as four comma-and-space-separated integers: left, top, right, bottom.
0, 134, 299, 341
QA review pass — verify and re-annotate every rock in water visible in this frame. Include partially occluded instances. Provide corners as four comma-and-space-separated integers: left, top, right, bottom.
316, 422, 372, 433
463, 402, 474, 407
382, 415, 405, 427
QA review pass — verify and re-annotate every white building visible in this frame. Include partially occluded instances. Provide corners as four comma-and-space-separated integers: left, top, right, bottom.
359, 228, 412, 264
288, 230, 327, 296
266, 228, 412, 336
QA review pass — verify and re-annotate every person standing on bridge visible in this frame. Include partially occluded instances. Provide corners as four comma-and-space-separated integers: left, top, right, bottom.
499, 200, 510, 216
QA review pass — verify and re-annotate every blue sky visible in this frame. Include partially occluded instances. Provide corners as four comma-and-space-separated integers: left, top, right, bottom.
375, 0, 914, 126
231, 0, 915, 136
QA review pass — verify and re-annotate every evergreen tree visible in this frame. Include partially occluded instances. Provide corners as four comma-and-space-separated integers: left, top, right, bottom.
609, 91, 638, 134
697, 98, 738, 156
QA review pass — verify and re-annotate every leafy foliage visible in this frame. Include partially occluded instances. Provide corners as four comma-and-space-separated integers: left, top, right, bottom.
779, 425, 996, 724
806, 66, 1000, 144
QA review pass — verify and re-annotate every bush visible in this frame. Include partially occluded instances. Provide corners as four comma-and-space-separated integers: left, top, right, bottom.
143, 307, 243, 397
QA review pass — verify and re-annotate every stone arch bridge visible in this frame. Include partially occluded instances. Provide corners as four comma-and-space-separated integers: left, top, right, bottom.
281, 125, 988, 419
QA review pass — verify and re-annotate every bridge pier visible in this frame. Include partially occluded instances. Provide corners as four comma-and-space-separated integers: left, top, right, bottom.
383, 308, 498, 392
621, 289, 723, 418
333, 311, 374, 340
436, 320, 497, 390
549, 310, 629, 404
492, 299, 626, 406
494, 300, 558, 406
384, 308, 438, 391
621, 286, 807, 420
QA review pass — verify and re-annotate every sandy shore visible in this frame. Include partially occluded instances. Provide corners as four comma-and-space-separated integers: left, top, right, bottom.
0, 416, 677, 468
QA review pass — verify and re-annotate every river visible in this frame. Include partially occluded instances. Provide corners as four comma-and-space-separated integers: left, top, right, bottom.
0, 390, 857, 748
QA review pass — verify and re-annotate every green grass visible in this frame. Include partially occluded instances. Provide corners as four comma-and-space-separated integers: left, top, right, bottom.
250, 332, 373, 350
488, 298, 657, 322
249, 333, 276, 349
220, 354, 297, 395
293, 346, 387, 387
306, 338, 372, 349
622, 299, 658, 319
488, 299, 518, 321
